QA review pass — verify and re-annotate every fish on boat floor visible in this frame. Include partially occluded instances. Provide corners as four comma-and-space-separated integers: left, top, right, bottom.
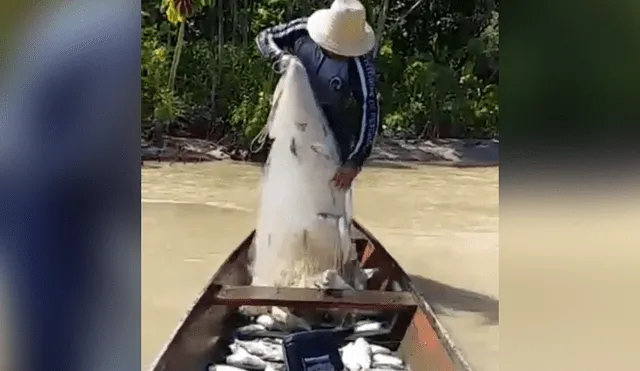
208, 308, 410, 371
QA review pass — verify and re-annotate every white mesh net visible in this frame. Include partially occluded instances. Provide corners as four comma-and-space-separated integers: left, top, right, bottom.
251, 58, 355, 288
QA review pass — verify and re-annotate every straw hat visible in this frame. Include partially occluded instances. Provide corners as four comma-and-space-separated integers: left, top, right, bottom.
307, 0, 376, 57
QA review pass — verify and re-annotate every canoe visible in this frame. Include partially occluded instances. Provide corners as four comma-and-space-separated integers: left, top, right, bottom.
148, 220, 472, 371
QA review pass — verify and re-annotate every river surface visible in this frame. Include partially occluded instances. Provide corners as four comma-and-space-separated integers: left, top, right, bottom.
142, 161, 499, 370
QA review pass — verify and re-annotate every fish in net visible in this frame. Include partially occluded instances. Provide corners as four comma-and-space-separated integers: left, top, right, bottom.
251, 57, 358, 289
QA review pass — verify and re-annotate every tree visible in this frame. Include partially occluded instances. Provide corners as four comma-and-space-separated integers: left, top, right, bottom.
141, 0, 499, 148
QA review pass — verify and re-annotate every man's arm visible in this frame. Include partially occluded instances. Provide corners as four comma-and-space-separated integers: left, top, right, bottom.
255, 17, 308, 60
346, 54, 380, 169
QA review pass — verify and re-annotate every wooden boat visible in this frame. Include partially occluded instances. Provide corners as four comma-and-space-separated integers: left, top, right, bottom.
149, 220, 472, 371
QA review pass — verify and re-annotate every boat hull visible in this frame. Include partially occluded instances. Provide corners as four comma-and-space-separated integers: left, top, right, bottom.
148, 221, 472, 371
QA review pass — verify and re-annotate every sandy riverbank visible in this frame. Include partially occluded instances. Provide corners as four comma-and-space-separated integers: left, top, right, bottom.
141, 136, 499, 168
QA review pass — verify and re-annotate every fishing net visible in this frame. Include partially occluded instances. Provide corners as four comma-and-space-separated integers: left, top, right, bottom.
251, 58, 356, 288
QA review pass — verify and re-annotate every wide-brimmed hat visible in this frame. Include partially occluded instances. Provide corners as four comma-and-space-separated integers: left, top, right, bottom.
307, 0, 376, 57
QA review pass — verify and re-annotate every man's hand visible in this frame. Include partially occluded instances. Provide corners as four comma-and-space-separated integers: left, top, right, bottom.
333, 164, 359, 190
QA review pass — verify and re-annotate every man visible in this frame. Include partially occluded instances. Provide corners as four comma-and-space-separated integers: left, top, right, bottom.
256, 0, 380, 192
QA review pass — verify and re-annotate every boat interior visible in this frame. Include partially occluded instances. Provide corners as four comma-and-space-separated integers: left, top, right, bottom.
150, 221, 467, 371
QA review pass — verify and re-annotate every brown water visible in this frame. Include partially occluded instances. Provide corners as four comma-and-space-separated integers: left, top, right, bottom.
142, 161, 499, 370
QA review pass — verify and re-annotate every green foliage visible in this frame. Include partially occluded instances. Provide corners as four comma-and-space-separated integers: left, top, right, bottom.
142, 26, 171, 124
154, 87, 187, 122
141, 0, 499, 144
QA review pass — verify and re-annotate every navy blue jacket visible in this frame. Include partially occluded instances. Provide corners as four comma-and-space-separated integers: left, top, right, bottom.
256, 17, 380, 168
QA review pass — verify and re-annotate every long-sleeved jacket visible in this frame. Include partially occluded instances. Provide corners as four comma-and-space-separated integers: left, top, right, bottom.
256, 17, 380, 168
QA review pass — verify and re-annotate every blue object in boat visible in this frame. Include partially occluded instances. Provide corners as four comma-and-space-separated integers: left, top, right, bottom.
283, 329, 344, 371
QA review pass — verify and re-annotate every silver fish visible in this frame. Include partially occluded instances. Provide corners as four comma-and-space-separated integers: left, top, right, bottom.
342, 261, 368, 290
339, 342, 349, 355
261, 337, 283, 345
340, 342, 356, 370
309, 143, 333, 160
342, 338, 372, 370
372, 353, 403, 367
370, 344, 393, 355
256, 314, 276, 329
239, 305, 270, 317
208, 365, 249, 371
361, 268, 379, 280
226, 347, 267, 370
316, 212, 342, 220
264, 362, 286, 371
370, 364, 407, 371
354, 320, 383, 332
313, 269, 354, 290
339, 219, 358, 262
236, 324, 266, 335
271, 306, 312, 331
234, 339, 283, 362
349, 267, 378, 291
229, 342, 242, 354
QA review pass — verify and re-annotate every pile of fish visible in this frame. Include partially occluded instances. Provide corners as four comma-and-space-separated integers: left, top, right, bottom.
207, 307, 410, 371
340, 338, 408, 371
213, 337, 285, 371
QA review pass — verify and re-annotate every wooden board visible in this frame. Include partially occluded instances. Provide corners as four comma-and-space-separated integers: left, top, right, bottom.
213, 285, 418, 310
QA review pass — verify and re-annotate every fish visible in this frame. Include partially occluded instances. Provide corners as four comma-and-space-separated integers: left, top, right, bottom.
370, 364, 406, 371
238, 305, 270, 317
316, 212, 343, 220
370, 344, 393, 355
354, 320, 384, 333
256, 314, 276, 329
251, 57, 353, 288
372, 353, 404, 367
234, 339, 283, 362
229, 341, 242, 354
341, 338, 372, 370
208, 365, 250, 371
313, 269, 354, 290
361, 268, 379, 280
236, 324, 267, 336
338, 215, 354, 260
309, 143, 333, 160
262, 337, 283, 345
264, 362, 286, 371
295, 122, 308, 132
340, 342, 356, 370
347, 264, 371, 290
226, 347, 268, 370
308, 268, 359, 325
271, 306, 312, 331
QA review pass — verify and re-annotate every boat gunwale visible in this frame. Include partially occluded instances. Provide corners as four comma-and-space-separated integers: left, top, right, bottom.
354, 221, 474, 371
146, 232, 255, 370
